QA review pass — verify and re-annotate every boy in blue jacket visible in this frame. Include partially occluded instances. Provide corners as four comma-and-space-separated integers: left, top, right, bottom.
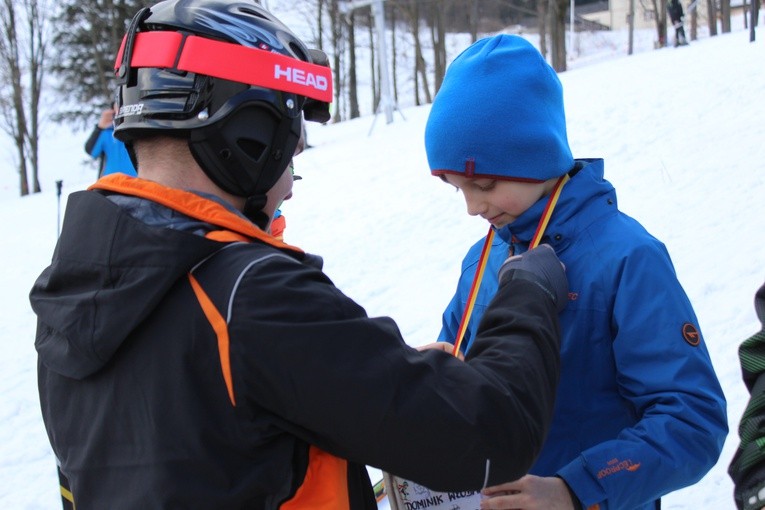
425, 34, 727, 510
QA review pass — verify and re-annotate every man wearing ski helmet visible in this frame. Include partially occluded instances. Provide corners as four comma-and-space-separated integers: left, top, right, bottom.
30, 1, 570, 508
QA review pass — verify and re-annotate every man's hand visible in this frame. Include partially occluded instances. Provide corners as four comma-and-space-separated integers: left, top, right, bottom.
97, 108, 114, 129
498, 244, 568, 312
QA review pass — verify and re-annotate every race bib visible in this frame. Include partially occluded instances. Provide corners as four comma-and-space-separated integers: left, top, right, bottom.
383, 472, 482, 510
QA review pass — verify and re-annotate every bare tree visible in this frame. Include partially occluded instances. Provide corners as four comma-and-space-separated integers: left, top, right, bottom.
369, 16, 379, 112
690, 1, 698, 41
468, 1, 480, 42
429, 0, 447, 93
537, 0, 548, 58
396, 0, 431, 106
328, 0, 345, 122
750, 0, 760, 41
390, 6, 399, 104
25, 0, 46, 194
0, 0, 48, 196
548, 0, 568, 71
627, 0, 636, 54
317, 0, 326, 50
346, 10, 361, 119
648, 0, 668, 46
706, 0, 718, 35
720, 0, 731, 32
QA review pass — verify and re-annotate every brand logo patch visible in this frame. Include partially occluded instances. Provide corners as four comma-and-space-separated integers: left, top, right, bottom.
273, 65, 329, 91
597, 457, 641, 479
118, 104, 143, 117
682, 323, 700, 346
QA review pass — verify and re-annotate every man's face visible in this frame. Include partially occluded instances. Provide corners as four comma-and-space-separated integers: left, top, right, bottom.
263, 123, 305, 219
263, 129, 305, 222
264, 163, 294, 221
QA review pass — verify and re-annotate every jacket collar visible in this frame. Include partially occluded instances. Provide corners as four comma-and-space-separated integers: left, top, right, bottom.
495, 159, 615, 252
91, 173, 303, 254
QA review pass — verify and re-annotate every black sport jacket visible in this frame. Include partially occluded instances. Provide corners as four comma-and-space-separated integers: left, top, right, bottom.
30, 174, 561, 509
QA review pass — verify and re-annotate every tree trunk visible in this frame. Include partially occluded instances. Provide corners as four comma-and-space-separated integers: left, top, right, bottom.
409, 2, 419, 106
720, 0, 731, 32
347, 11, 360, 119
750, 0, 759, 42
690, 3, 698, 40
417, 51, 432, 104
0, 0, 30, 195
27, 0, 45, 193
317, 0, 325, 51
469, 0, 479, 43
408, 0, 431, 106
537, 0, 548, 58
430, 0, 447, 93
628, 0, 635, 54
650, 0, 667, 46
706, 0, 718, 35
390, 7, 399, 104
329, 0, 343, 122
369, 17, 378, 113
549, 0, 567, 72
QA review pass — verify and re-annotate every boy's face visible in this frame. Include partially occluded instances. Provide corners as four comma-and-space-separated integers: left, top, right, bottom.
443, 174, 555, 229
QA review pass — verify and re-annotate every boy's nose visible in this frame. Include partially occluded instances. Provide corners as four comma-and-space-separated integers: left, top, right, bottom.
464, 195, 486, 217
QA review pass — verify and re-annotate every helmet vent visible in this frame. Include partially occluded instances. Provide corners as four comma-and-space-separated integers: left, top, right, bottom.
289, 42, 309, 62
236, 138, 268, 162
237, 7, 269, 20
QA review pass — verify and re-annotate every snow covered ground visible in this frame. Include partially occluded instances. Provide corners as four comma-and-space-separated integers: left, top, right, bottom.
0, 16, 763, 509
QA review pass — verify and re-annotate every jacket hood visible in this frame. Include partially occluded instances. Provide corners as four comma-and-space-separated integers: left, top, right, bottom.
31, 189, 223, 379
31, 171, 307, 380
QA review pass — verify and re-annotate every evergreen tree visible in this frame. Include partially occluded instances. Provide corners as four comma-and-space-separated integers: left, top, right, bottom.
51, 0, 148, 126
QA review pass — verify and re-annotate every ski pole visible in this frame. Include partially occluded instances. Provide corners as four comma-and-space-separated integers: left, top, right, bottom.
56, 180, 63, 238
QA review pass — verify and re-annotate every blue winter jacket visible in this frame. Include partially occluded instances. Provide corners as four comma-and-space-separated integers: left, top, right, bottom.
438, 159, 727, 510
88, 127, 137, 177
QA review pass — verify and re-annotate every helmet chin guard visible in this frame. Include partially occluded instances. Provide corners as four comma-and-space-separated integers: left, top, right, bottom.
113, 0, 332, 198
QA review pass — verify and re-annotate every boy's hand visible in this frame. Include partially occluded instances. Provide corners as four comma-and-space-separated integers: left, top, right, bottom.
417, 342, 465, 361
498, 244, 568, 312
480, 474, 576, 509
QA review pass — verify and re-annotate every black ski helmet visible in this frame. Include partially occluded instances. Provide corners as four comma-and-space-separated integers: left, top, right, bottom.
113, 0, 331, 199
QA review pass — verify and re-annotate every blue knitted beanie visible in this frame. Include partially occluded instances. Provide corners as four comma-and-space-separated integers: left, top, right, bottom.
425, 35, 573, 182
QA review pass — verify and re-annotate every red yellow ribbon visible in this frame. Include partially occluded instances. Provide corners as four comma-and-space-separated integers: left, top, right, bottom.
451, 173, 570, 356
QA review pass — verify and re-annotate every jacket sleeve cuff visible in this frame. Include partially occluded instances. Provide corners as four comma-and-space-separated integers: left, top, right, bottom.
555, 475, 583, 510
556, 456, 607, 510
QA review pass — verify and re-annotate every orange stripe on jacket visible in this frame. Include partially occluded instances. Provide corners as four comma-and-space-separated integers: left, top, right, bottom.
270, 215, 286, 241
90, 174, 302, 253
189, 273, 350, 509
188, 273, 235, 406
281, 446, 350, 510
